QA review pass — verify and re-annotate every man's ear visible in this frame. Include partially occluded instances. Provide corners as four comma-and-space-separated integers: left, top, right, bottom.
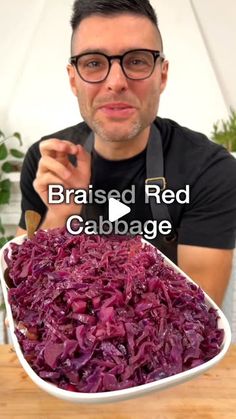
160, 60, 169, 94
67, 64, 78, 97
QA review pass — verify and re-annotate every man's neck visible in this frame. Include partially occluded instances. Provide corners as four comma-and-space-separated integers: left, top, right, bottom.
94, 126, 151, 160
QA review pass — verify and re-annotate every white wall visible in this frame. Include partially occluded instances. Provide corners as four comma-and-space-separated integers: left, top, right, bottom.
190, 0, 236, 111
152, 0, 229, 134
0, 0, 76, 146
0, 0, 235, 147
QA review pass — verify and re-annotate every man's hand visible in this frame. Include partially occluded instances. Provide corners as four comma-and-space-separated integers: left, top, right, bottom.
33, 139, 91, 228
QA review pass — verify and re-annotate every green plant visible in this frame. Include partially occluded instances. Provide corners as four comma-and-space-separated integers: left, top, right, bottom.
212, 108, 236, 152
0, 130, 24, 248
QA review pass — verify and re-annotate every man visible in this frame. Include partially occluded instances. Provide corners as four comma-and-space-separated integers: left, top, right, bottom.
16, 0, 236, 305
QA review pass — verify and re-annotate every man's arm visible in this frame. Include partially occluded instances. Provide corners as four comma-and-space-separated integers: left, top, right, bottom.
177, 244, 233, 306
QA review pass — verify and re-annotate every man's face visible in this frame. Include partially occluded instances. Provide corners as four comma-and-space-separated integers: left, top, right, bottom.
68, 14, 168, 143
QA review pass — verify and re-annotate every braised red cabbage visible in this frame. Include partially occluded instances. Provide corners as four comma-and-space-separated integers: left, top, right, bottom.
5, 229, 224, 392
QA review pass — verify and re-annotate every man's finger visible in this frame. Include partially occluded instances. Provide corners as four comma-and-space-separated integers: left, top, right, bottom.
39, 139, 78, 158
75, 144, 91, 164
33, 172, 67, 195
37, 155, 72, 180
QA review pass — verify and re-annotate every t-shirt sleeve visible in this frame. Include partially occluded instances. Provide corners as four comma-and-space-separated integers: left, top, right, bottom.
18, 142, 47, 230
178, 149, 236, 249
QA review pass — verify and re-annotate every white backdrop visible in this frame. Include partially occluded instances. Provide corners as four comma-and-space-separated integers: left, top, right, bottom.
0, 0, 235, 147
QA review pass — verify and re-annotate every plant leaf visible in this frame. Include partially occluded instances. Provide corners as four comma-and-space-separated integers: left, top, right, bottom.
0, 190, 10, 204
0, 237, 9, 248
10, 148, 25, 159
2, 161, 15, 173
0, 178, 11, 191
13, 132, 23, 146
0, 143, 8, 160
212, 108, 236, 151
0, 217, 5, 235
0, 179, 11, 204
0, 301, 6, 311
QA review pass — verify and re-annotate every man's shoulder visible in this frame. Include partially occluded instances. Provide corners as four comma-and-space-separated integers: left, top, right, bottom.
155, 117, 213, 148
27, 121, 91, 158
155, 116, 233, 160
155, 116, 236, 184
41, 121, 91, 144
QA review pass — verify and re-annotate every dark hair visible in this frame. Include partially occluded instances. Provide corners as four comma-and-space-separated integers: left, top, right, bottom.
71, 0, 161, 42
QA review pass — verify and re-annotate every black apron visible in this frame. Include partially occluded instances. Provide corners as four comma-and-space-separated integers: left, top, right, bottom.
82, 124, 178, 264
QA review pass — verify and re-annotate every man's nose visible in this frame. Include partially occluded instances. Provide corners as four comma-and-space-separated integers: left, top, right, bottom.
105, 61, 129, 92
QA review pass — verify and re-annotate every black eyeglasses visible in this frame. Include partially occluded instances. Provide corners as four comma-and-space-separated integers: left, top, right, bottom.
69, 49, 165, 83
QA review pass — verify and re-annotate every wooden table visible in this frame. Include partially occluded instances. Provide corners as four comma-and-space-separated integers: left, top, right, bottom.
0, 344, 235, 419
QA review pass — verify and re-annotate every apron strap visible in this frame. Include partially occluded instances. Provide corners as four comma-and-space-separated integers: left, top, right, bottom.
145, 124, 172, 226
83, 132, 94, 154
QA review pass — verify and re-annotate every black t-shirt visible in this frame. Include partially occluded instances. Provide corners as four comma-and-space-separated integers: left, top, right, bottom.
86, 147, 151, 223
19, 117, 236, 254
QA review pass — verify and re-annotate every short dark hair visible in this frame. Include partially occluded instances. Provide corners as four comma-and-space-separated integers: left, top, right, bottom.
70, 0, 163, 50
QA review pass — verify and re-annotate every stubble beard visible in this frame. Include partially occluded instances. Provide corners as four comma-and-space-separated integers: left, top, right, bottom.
90, 117, 144, 143
79, 96, 157, 143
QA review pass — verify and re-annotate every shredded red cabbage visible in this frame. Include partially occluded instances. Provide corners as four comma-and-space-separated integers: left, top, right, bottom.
5, 229, 224, 392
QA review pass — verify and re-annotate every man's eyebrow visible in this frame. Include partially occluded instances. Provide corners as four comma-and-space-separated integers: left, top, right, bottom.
72, 47, 148, 56
72, 48, 111, 56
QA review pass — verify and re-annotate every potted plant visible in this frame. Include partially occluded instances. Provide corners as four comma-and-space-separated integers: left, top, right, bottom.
0, 130, 25, 248
212, 108, 236, 156
0, 130, 25, 342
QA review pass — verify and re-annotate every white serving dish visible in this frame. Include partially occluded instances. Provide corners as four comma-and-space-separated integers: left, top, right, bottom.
0, 235, 231, 404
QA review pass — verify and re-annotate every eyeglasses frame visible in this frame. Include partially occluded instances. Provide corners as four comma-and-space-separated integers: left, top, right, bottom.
69, 48, 166, 83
